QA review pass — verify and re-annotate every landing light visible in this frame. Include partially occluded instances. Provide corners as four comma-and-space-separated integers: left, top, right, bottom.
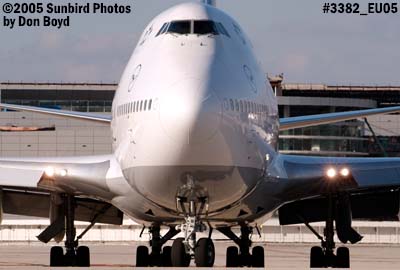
59, 169, 68, 177
45, 167, 55, 177
326, 168, 337, 179
340, 168, 350, 177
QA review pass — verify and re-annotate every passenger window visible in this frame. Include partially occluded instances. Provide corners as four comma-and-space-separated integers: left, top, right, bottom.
223, 99, 229, 110
148, 99, 152, 110
194, 20, 219, 35
235, 100, 239, 111
144, 100, 148, 111
239, 100, 243, 113
230, 99, 234, 111
140, 101, 143, 111
167, 21, 191, 35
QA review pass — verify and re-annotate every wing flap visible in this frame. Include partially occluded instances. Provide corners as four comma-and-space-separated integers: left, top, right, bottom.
2, 190, 123, 225
279, 190, 400, 225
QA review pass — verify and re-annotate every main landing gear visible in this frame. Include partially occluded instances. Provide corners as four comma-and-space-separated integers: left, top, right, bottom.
136, 225, 181, 267
38, 195, 91, 267
217, 226, 265, 268
307, 194, 361, 268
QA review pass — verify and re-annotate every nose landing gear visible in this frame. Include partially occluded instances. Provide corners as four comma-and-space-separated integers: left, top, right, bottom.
171, 174, 215, 267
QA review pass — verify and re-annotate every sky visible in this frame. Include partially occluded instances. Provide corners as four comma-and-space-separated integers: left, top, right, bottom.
1, 0, 400, 85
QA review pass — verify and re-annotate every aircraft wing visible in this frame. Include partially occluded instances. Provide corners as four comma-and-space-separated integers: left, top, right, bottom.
0, 154, 119, 192
0, 154, 124, 224
279, 105, 400, 131
271, 154, 400, 224
0, 103, 111, 123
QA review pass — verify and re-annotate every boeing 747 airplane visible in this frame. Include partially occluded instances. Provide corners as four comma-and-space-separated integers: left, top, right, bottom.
1, 0, 400, 268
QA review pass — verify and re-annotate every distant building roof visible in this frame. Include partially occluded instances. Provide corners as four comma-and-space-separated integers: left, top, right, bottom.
282, 83, 400, 92
0, 82, 118, 91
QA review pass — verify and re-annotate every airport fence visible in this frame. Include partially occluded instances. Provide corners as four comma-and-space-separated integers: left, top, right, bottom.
0, 219, 399, 244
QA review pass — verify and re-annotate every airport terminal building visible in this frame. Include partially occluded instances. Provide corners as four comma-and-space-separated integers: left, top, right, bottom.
0, 80, 399, 158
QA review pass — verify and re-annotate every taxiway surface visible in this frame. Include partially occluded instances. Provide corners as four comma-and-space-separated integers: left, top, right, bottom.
0, 242, 399, 269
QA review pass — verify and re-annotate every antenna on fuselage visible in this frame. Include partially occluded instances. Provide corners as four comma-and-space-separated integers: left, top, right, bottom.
202, 0, 216, 6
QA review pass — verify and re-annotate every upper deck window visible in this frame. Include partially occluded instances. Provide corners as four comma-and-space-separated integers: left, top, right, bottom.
167, 21, 191, 35
194, 20, 219, 35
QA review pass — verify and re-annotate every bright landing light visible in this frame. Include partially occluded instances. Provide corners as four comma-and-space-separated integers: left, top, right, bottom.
326, 168, 337, 179
44, 167, 55, 177
340, 168, 350, 177
59, 169, 68, 177
44, 167, 68, 177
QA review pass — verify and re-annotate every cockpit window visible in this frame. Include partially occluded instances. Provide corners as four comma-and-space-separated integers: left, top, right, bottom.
194, 20, 219, 35
167, 21, 191, 35
216, 23, 230, 37
156, 20, 230, 38
156, 23, 168, 37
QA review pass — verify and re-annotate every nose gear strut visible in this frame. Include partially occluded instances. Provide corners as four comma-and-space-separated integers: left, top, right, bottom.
172, 174, 214, 267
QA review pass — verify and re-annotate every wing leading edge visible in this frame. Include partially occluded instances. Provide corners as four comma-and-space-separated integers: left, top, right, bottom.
0, 103, 111, 123
279, 105, 400, 131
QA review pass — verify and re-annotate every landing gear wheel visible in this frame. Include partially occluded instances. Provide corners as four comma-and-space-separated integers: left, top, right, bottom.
50, 246, 64, 267
310, 246, 325, 268
195, 238, 215, 267
161, 246, 172, 267
252, 246, 265, 268
171, 238, 190, 267
226, 246, 239, 267
64, 250, 76, 266
76, 246, 90, 267
136, 246, 149, 267
336, 247, 350, 268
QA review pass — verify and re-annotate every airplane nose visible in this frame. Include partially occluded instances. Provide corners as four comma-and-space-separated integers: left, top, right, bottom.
159, 78, 222, 145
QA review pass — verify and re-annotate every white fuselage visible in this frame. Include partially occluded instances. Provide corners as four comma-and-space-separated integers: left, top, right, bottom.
110, 2, 279, 226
